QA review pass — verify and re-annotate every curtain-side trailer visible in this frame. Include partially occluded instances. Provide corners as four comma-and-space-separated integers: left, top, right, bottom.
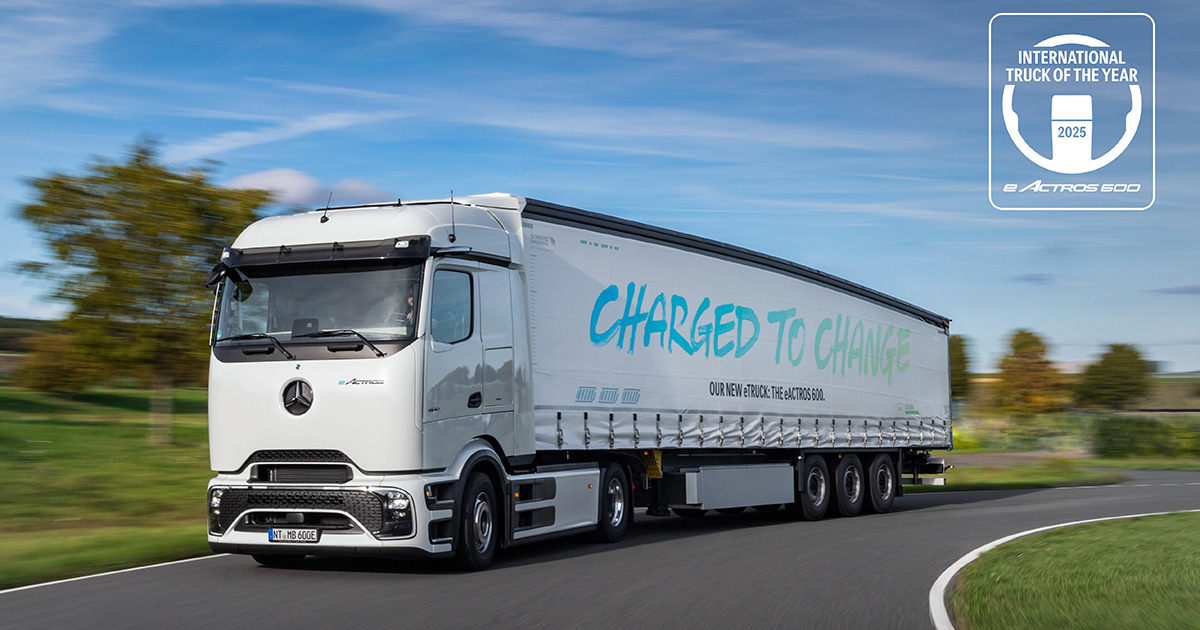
206, 193, 951, 570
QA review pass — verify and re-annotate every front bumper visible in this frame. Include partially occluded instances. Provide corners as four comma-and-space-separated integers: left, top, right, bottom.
207, 471, 457, 558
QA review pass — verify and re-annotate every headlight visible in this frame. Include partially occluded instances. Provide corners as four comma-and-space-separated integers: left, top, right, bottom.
386, 490, 411, 516
376, 489, 414, 538
208, 487, 229, 535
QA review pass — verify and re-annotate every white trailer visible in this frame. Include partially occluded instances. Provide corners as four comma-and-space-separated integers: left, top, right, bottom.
206, 193, 951, 570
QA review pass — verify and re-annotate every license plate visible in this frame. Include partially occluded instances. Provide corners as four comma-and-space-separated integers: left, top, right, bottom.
268, 528, 320, 543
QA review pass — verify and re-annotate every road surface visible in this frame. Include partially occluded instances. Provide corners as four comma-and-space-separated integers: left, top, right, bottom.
3, 469, 1198, 629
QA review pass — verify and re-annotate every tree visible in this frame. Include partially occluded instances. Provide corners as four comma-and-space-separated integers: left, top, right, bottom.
949, 334, 971, 401
992, 329, 1068, 417
1075, 343, 1152, 410
17, 140, 271, 442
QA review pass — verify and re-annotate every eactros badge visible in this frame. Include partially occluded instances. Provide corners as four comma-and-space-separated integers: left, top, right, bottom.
990, 13, 1155, 210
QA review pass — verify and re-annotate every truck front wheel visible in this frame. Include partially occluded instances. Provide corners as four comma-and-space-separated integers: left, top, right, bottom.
832, 454, 864, 517
455, 472, 498, 571
594, 464, 631, 542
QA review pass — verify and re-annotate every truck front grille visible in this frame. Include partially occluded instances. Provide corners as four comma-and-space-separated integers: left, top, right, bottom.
244, 449, 353, 465
219, 489, 384, 533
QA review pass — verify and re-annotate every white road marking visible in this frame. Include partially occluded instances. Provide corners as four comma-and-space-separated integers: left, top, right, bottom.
929, 509, 1200, 630
0, 554, 229, 596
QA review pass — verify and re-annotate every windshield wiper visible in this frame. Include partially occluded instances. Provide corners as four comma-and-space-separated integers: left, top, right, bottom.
294, 329, 387, 358
215, 333, 296, 360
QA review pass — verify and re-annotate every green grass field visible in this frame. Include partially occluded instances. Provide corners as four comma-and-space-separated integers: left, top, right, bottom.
905, 460, 1126, 493
0, 385, 212, 589
950, 512, 1200, 630
0, 380, 1191, 590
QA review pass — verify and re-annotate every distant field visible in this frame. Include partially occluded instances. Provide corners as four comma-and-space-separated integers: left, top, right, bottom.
905, 459, 1125, 493
0, 385, 212, 589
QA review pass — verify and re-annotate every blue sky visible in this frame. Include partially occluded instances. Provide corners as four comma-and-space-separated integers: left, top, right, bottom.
1, 1, 1197, 372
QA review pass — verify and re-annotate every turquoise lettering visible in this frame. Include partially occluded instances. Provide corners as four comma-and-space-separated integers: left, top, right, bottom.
847, 321, 864, 374
767, 308, 796, 365
644, 293, 668, 348
691, 298, 712, 357
589, 285, 620, 346
734, 306, 759, 358
814, 317, 834, 369
669, 295, 693, 354
787, 318, 806, 366
713, 303, 735, 357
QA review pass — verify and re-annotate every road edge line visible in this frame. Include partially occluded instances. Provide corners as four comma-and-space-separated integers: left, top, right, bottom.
0, 554, 229, 596
928, 508, 1200, 630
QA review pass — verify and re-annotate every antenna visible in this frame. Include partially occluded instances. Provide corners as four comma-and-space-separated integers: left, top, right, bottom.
448, 190, 457, 243
320, 192, 332, 223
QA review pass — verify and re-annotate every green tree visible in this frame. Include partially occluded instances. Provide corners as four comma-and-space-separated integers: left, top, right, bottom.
1075, 343, 1152, 410
17, 140, 271, 442
949, 334, 971, 401
992, 329, 1068, 417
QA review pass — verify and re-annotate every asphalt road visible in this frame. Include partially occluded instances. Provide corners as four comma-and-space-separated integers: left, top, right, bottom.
3, 469, 1198, 630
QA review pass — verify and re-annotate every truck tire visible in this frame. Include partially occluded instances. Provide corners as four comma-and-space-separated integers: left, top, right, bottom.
791, 455, 830, 521
594, 464, 631, 542
455, 472, 498, 571
865, 454, 896, 514
832, 454, 864, 517
251, 554, 304, 567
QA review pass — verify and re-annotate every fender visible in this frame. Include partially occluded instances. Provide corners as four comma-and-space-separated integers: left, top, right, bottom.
441, 439, 508, 550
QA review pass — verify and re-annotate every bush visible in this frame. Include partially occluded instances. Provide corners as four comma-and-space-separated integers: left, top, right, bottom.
1091, 416, 1200, 457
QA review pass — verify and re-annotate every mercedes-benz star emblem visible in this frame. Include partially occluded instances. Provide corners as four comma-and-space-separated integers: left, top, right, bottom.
282, 380, 313, 415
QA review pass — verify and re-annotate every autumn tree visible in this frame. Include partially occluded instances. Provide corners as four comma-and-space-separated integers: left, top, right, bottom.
1075, 343, 1152, 410
949, 334, 971, 401
992, 329, 1068, 417
17, 140, 271, 442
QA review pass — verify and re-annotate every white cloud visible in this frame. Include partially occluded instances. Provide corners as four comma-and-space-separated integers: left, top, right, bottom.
259, 79, 934, 154
0, 5, 114, 105
344, 0, 980, 87
163, 110, 410, 161
228, 168, 395, 207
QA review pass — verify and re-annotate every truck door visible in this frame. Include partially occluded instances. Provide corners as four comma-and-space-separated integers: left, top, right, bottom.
424, 263, 483, 423
478, 265, 514, 409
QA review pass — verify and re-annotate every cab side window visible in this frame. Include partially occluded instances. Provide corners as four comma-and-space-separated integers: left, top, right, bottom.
430, 270, 473, 344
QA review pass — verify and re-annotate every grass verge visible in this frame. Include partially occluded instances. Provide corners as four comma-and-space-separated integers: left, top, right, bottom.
950, 512, 1200, 630
0, 524, 210, 591
0, 385, 213, 589
1079, 457, 1200, 471
905, 460, 1126, 493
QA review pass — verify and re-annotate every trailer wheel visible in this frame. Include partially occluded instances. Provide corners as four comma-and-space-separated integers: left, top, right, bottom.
790, 455, 830, 521
865, 454, 896, 514
594, 464, 631, 542
455, 472, 498, 571
672, 508, 708, 518
251, 554, 304, 568
832, 455, 864, 517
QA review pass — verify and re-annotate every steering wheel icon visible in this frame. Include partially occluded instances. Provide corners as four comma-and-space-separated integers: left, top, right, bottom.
1002, 34, 1142, 175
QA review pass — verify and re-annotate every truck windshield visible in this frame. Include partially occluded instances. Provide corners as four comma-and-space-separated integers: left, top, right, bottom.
214, 262, 423, 343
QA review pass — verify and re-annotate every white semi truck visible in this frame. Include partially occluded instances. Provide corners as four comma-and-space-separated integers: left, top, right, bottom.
206, 193, 951, 570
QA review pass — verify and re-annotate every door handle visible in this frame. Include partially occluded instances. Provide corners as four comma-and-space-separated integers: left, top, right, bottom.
467, 392, 483, 408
